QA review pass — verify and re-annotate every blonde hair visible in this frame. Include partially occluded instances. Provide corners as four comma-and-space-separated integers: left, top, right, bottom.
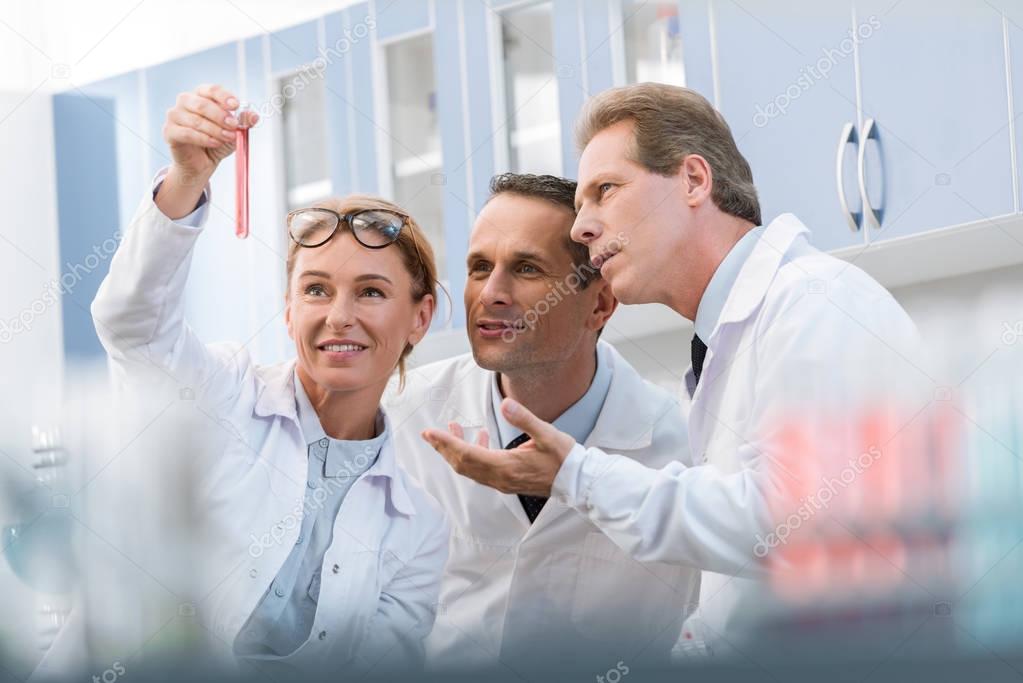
286, 194, 438, 389
575, 83, 761, 225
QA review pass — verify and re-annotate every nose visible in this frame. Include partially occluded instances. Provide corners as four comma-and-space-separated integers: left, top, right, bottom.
478, 267, 512, 309
325, 295, 355, 331
571, 210, 602, 246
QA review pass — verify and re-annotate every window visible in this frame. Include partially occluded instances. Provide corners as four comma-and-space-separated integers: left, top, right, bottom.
384, 33, 445, 278
622, 0, 685, 86
279, 70, 331, 210
499, 2, 561, 176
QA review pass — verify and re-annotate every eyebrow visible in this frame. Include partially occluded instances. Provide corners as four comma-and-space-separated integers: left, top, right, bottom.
354, 273, 394, 285
511, 250, 552, 267
298, 269, 333, 279
466, 250, 553, 268
575, 172, 618, 210
299, 270, 394, 285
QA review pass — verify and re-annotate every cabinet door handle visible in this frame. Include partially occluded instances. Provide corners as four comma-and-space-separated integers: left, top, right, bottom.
857, 117, 884, 229
836, 122, 861, 233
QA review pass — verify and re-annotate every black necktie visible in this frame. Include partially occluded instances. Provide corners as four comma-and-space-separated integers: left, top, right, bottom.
691, 334, 708, 387
505, 433, 547, 523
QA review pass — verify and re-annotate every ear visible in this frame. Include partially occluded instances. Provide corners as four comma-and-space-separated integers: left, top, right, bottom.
407, 293, 436, 346
681, 154, 713, 208
586, 279, 618, 333
284, 293, 294, 341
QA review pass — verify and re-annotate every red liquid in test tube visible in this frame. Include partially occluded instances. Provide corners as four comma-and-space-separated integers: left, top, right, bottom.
235, 115, 250, 239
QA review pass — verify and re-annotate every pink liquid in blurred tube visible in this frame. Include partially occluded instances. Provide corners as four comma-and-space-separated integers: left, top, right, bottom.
235, 124, 249, 239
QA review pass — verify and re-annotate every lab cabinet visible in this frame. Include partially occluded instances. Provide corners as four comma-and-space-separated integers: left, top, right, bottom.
684, 0, 1017, 248
707, 0, 865, 251
855, 0, 1015, 242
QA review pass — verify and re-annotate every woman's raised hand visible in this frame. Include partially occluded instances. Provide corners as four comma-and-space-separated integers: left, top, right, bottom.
156, 84, 259, 220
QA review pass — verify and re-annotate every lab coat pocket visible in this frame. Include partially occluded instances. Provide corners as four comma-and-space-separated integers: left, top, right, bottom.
570, 531, 691, 653
432, 527, 515, 654
445, 526, 515, 593
314, 550, 383, 663
328, 549, 385, 605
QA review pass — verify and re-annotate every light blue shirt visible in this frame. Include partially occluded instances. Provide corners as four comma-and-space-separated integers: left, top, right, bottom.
490, 350, 614, 449
693, 225, 765, 341
234, 370, 387, 659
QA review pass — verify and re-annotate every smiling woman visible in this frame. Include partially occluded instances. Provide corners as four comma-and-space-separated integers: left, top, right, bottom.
284, 195, 437, 404
84, 83, 450, 676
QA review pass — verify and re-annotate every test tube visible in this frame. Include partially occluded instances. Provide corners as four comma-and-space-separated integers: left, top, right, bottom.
235, 106, 250, 239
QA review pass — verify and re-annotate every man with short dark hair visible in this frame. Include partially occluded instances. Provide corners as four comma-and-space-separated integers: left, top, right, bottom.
385, 172, 700, 670
423, 84, 925, 656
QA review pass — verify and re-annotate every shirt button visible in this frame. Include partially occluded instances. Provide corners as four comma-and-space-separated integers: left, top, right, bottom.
331, 564, 340, 574
275, 586, 285, 597
249, 569, 258, 578
306, 480, 315, 489
318, 630, 327, 640
296, 535, 304, 544
318, 438, 328, 448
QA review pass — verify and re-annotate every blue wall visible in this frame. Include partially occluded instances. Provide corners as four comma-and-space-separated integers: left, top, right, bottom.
51, 0, 682, 364
52, 92, 121, 364
52, 70, 147, 365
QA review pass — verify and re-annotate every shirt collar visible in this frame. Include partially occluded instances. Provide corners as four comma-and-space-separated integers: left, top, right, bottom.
320, 424, 387, 481
252, 360, 416, 516
293, 367, 327, 445
361, 412, 416, 516
490, 348, 613, 448
694, 224, 765, 341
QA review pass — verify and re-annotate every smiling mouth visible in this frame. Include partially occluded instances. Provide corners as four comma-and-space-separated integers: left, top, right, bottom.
318, 343, 368, 352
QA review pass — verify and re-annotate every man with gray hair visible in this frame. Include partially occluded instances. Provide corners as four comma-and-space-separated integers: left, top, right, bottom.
386, 172, 700, 671
423, 84, 925, 657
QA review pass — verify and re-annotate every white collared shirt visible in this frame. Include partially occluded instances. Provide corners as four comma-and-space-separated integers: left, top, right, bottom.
489, 349, 613, 448
694, 225, 765, 342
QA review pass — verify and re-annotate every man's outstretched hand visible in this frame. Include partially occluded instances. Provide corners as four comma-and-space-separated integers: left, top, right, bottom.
421, 398, 576, 496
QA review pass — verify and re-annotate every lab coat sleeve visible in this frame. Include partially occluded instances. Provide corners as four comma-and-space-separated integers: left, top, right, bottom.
549, 288, 887, 579
354, 514, 450, 674
552, 445, 770, 577
151, 165, 211, 227
90, 182, 245, 408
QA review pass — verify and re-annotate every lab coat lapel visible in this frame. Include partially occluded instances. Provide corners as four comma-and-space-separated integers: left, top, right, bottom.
437, 366, 532, 529
527, 342, 661, 534
584, 342, 659, 451
687, 213, 810, 456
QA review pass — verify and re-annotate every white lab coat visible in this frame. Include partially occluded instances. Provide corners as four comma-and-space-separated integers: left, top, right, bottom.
89, 193, 450, 674
384, 341, 702, 670
550, 213, 925, 655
